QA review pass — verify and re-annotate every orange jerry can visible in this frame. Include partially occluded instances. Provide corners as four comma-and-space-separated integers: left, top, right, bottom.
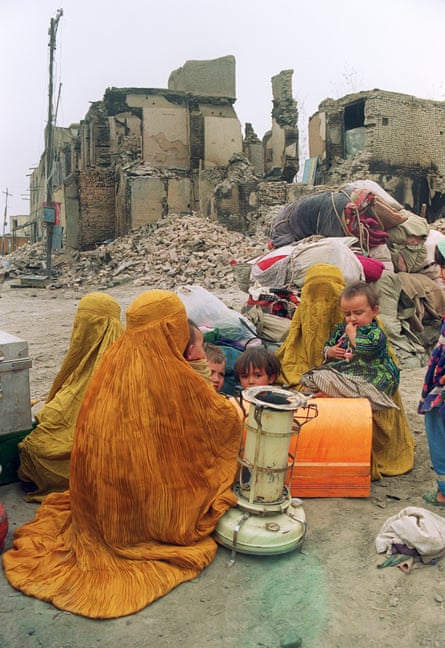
289, 397, 372, 498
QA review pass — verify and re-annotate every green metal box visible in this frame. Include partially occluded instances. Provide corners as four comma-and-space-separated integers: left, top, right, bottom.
0, 428, 32, 485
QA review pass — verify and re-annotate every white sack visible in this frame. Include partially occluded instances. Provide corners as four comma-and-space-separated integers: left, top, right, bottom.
176, 285, 256, 342
251, 237, 364, 288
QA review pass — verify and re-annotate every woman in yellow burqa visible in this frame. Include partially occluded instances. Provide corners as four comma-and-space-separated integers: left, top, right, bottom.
276, 264, 414, 480
18, 292, 125, 501
3, 290, 242, 618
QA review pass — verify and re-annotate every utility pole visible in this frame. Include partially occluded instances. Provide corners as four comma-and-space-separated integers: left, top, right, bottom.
1, 188, 12, 256
45, 8, 63, 277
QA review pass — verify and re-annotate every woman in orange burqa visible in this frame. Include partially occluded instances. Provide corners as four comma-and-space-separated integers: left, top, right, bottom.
3, 290, 242, 618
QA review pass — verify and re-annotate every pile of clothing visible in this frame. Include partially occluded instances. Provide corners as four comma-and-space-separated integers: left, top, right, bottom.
376, 507, 445, 574
268, 180, 408, 253
239, 180, 445, 368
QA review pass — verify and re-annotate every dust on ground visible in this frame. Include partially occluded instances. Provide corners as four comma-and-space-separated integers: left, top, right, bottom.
0, 281, 443, 648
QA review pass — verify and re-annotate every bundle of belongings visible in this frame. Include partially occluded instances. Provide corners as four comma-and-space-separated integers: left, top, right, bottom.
176, 285, 256, 345
176, 285, 265, 395
267, 179, 408, 253
375, 507, 445, 574
233, 180, 445, 368
239, 286, 298, 346
175, 285, 299, 395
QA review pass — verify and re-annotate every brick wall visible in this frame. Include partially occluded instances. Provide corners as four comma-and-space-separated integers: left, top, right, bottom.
78, 169, 115, 249
317, 91, 445, 182
364, 92, 445, 177
310, 90, 445, 217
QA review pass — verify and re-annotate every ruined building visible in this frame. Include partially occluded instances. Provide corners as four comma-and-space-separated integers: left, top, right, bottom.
308, 89, 445, 220
29, 61, 445, 252
29, 56, 299, 250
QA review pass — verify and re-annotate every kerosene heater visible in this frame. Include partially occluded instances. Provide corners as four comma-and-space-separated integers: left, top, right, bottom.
214, 385, 317, 561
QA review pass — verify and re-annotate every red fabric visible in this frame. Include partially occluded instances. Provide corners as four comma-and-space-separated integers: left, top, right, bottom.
356, 255, 385, 282
241, 291, 298, 319
350, 189, 375, 211
0, 505, 8, 552
342, 190, 389, 249
344, 206, 389, 248
257, 254, 289, 271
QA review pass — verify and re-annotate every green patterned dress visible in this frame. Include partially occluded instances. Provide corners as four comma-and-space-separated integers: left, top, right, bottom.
324, 320, 399, 396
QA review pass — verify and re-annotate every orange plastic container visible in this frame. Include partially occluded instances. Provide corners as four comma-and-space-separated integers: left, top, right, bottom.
289, 397, 372, 498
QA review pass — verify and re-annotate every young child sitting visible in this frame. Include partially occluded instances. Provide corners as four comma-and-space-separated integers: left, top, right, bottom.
184, 319, 212, 385
204, 343, 226, 393
234, 347, 281, 390
322, 281, 399, 396
299, 279, 414, 480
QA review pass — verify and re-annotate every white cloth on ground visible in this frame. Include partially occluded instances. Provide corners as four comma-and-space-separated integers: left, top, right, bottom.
376, 506, 445, 561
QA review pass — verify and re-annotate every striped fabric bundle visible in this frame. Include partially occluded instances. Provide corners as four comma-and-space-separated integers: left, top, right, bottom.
300, 365, 399, 411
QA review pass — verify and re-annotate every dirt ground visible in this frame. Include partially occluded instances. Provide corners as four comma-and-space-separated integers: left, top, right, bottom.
0, 281, 444, 648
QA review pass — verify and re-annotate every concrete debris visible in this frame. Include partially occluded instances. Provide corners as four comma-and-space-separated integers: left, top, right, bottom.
226, 153, 258, 182
430, 217, 445, 236
7, 210, 445, 293
4, 212, 273, 292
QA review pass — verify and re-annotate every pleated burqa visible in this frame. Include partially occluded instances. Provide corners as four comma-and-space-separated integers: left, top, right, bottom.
18, 292, 125, 501
3, 290, 242, 618
276, 264, 346, 388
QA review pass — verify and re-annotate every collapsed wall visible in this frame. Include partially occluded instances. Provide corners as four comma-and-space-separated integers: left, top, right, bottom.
29, 56, 299, 250
33, 59, 445, 252
308, 90, 445, 220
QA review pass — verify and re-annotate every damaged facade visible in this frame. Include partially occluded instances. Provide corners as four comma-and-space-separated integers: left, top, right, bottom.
29, 59, 445, 252
29, 56, 299, 250
308, 89, 445, 220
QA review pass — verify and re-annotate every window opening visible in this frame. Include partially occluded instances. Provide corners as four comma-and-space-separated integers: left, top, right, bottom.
344, 100, 365, 157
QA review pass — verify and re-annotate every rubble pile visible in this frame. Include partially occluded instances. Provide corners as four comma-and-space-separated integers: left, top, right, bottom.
7, 207, 443, 293
431, 218, 445, 235
4, 212, 275, 291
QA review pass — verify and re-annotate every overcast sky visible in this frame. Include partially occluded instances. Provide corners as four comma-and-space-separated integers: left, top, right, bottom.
1, 0, 444, 220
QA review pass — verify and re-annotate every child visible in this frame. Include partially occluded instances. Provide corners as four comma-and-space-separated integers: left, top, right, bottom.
204, 343, 226, 393
299, 281, 413, 481
234, 346, 281, 390
322, 281, 399, 396
184, 319, 212, 385
184, 319, 207, 361
419, 241, 445, 507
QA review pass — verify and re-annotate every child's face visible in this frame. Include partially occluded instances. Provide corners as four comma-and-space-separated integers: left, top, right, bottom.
208, 360, 225, 393
340, 294, 379, 327
186, 328, 206, 361
238, 364, 276, 390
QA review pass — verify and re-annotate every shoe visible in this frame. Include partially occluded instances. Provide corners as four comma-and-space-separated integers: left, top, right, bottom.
423, 491, 445, 507
20, 480, 37, 493
377, 553, 407, 569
